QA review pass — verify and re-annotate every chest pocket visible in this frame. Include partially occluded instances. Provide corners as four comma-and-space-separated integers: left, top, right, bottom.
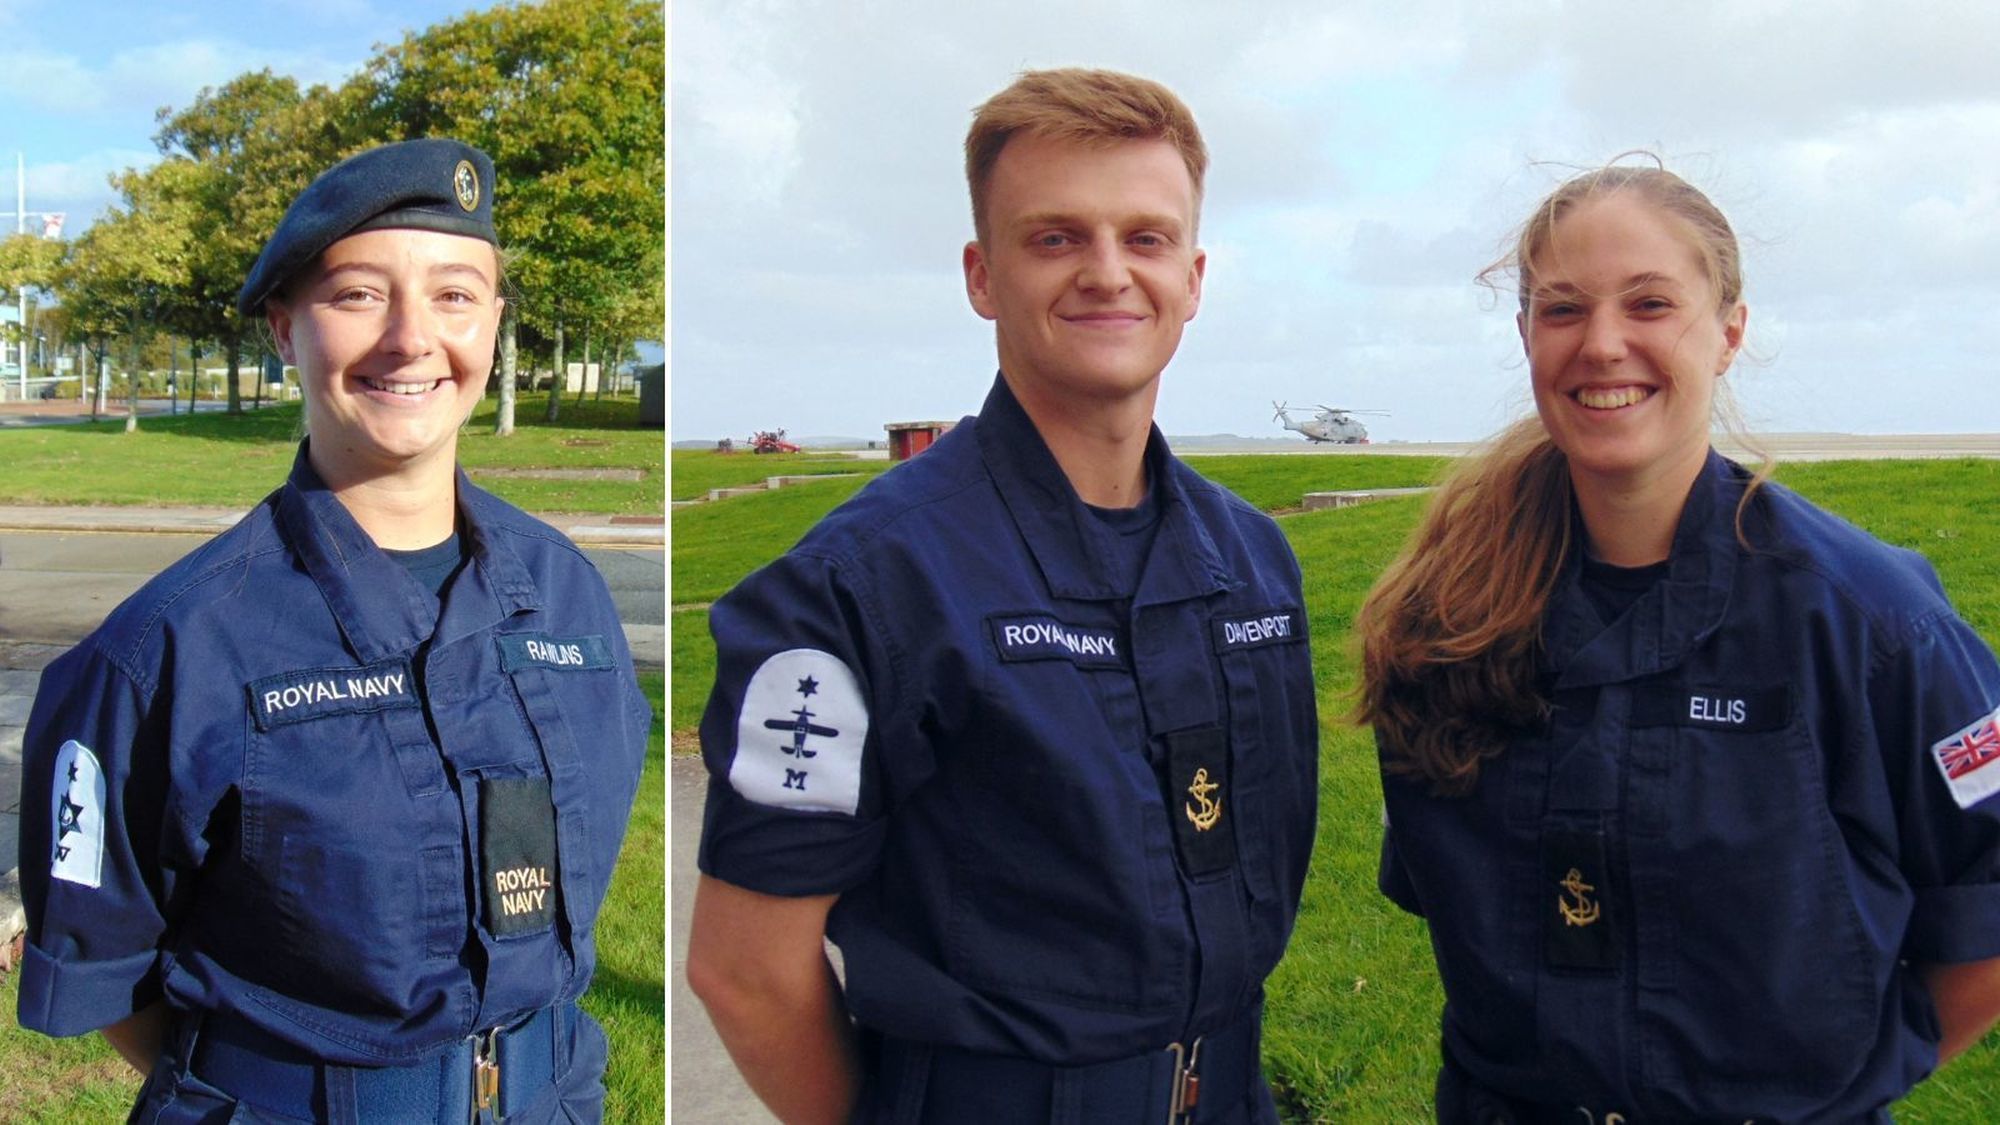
239, 663, 471, 1051
1209, 606, 1316, 982
495, 632, 622, 940
1626, 679, 1877, 1099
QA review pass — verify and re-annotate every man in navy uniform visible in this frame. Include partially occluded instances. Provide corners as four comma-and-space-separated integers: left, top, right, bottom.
688, 68, 1319, 1123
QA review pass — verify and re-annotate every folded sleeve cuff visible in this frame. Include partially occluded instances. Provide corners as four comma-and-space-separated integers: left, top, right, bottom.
697, 782, 887, 897
14, 941, 160, 1037
1907, 882, 2000, 964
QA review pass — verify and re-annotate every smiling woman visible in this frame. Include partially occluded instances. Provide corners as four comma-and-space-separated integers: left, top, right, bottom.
267, 228, 505, 526
12, 138, 651, 1125
1352, 160, 2000, 1122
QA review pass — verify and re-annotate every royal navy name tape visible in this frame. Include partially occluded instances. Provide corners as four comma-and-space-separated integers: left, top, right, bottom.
248, 660, 418, 731
1211, 608, 1305, 653
1630, 685, 1790, 733
497, 632, 613, 673
1932, 704, 2000, 810
989, 614, 1124, 668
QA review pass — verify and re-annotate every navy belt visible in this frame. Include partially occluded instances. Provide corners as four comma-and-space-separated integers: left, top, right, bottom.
1435, 1054, 1809, 1125
858, 1002, 1265, 1124
182, 1003, 572, 1122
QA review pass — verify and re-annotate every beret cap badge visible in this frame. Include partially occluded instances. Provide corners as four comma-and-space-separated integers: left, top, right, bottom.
454, 160, 479, 213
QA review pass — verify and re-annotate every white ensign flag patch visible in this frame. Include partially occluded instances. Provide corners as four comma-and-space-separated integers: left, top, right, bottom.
730, 648, 868, 815
51, 739, 107, 888
1932, 705, 2000, 810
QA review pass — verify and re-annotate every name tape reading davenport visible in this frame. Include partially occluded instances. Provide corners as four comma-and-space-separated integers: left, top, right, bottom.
1211, 607, 1305, 654
248, 660, 419, 731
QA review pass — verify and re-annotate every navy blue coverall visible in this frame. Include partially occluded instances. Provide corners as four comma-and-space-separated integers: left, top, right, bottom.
1381, 452, 2000, 1122
699, 376, 1320, 1122
17, 448, 649, 1123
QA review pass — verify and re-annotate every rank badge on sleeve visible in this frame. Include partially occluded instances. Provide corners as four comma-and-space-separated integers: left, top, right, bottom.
730, 648, 869, 815
50, 739, 107, 888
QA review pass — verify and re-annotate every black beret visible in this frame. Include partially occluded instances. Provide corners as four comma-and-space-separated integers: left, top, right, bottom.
236, 137, 498, 317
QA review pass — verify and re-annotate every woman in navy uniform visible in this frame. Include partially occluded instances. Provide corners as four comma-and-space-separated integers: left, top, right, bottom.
13, 138, 649, 1123
1356, 163, 2000, 1121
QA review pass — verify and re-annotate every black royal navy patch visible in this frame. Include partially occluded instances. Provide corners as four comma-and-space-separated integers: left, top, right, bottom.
497, 632, 614, 672
248, 660, 419, 731
481, 776, 559, 938
988, 613, 1124, 669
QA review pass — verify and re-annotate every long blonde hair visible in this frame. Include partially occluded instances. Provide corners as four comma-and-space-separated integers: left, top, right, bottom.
1355, 163, 1755, 795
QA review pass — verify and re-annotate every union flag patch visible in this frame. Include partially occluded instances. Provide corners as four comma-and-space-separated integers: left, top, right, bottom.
1932, 705, 2000, 809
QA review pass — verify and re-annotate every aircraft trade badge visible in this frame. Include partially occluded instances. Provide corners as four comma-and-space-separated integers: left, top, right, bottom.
731, 648, 868, 814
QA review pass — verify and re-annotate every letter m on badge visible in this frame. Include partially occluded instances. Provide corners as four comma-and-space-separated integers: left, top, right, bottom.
1933, 705, 2000, 809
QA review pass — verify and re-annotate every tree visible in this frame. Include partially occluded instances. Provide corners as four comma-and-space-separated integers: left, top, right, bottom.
58, 161, 198, 430
151, 71, 370, 413
0, 232, 64, 382
360, 0, 665, 432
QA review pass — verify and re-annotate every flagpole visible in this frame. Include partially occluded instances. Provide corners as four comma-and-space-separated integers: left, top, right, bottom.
15, 153, 23, 401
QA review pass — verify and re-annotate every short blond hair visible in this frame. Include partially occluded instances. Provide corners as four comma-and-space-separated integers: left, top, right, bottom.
964, 67, 1207, 241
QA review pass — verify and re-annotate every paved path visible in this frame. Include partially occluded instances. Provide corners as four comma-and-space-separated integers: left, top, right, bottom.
671, 756, 779, 1122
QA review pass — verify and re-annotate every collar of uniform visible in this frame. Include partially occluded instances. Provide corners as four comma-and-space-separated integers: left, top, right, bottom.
452, 473, 545, 614
277, 442, 439, 663
974, 373, 1231, 603
425, 472, 545, 651
1547, 448, 1741, 690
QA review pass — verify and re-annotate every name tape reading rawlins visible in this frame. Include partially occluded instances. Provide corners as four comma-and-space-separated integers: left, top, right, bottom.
248, 660, 419, 731
989, 614, 1125, 669
497, 632, 614, 673
1210, 607, 1305, 654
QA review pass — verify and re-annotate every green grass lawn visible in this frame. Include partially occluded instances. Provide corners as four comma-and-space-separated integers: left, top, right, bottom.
670, 448, 888, 501
0, 670, 667, 1122
670, 453, 2000, 1120
0, 396, 662, 515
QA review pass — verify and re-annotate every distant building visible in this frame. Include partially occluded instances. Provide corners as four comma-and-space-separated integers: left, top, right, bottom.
885, 420, 953, 461
0, 303, 23, 381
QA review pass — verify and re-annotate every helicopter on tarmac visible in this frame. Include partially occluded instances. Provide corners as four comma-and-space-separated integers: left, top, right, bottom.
1273, 402, 1389, 444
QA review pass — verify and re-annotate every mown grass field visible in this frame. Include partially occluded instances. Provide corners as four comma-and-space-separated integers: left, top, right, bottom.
0, 670, 667, 1122
669, 448, 887, 501
0, 397, 661, 515
670, 452, 2000, 1120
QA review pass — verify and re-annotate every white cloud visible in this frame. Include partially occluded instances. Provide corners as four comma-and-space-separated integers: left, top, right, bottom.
673, 0, 2000, 440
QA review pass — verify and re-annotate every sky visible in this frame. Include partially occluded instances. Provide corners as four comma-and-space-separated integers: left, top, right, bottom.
671, 0, 2000, 443
0, 0, 491, 235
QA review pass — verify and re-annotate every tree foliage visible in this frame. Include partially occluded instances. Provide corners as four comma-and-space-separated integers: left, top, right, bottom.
36, 0, 663, 426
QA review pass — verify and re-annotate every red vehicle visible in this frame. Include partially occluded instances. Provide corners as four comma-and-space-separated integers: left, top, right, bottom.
749, 429, 801, 454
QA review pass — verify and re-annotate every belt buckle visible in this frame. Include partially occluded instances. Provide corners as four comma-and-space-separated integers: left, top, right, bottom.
1165, 1036, 1204, 1125
472, 1026, 502, 1121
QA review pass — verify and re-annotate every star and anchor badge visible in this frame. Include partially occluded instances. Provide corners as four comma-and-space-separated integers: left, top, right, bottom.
50, 739, 107, 888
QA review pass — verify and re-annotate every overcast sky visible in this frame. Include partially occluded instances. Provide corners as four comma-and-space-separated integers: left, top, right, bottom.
671, 0, 2000, 443
0, 0, 487, 235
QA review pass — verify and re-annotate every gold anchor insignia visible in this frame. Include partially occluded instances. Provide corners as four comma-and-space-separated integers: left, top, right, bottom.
1185, 768, 1222, 832
1558, 867, 1601, 928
